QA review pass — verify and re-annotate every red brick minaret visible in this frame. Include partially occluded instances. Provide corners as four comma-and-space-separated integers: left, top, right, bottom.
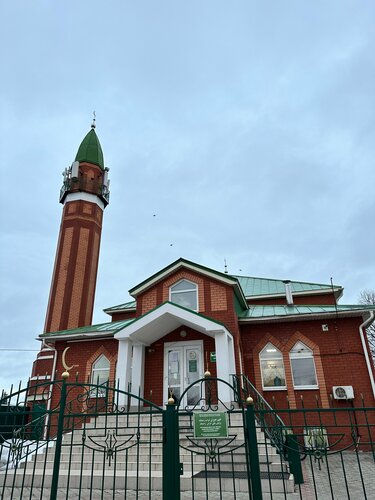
43, 122, 110, 333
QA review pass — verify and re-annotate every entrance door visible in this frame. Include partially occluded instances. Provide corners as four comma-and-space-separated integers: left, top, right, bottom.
164, 341, 203, 407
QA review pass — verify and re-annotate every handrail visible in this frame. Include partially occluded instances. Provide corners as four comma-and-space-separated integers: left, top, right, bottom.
231, 374, 289, 457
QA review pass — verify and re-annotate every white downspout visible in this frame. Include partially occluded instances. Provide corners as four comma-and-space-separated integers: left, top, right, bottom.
41, 339, 57, 439
359, 311, 375, 399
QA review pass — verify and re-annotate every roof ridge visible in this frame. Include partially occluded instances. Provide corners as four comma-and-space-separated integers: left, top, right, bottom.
232, 274, 341, 288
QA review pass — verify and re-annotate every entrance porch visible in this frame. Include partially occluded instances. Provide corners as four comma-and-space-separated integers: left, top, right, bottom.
114, 302, 236, 405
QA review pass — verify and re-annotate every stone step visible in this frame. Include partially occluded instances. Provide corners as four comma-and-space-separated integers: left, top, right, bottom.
33, 445, 280, 464
2, 468, 294, 494
30, 458, 288, 474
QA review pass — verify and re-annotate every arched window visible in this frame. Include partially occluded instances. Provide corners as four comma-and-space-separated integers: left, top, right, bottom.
289, 342, 318, 389
259, 343, 286, 390
91, 354, 110, 386
170, 279, 198, 311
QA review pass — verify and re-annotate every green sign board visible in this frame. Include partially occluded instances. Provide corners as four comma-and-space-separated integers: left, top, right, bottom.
193, 412, 228, 439
189, 359, 197, 373
210, 352, 216, 363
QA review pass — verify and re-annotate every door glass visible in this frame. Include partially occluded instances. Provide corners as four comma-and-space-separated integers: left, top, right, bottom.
168, 350, 181, 402
186, 348, 200, 406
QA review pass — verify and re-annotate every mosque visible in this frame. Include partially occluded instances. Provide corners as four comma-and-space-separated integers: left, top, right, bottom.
31, 124, 375, 409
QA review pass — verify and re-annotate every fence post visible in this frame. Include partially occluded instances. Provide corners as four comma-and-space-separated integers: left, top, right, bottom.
163, 399, 180, 500
50, 373, 68, 500
286, 434, 304, 484
245, 397, 263, 500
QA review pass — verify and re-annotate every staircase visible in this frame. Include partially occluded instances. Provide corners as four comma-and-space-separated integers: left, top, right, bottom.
1, 411, 295, 497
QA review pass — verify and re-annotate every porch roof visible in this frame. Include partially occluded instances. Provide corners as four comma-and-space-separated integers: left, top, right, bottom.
115, 301, 230, 345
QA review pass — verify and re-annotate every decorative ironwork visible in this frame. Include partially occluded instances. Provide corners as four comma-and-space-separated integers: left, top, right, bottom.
0, 377, 374, 499
181, 435, 242, 469
177, 377, 236, 412
82, 429, 136, 467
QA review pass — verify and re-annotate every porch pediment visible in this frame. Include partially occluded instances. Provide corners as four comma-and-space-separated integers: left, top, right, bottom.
114, 301, 229, 345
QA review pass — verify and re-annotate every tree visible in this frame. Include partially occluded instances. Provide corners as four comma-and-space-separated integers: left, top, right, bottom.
359, 290, 375, 360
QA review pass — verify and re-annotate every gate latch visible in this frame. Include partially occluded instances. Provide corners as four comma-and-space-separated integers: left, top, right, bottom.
180, 462, 184, 475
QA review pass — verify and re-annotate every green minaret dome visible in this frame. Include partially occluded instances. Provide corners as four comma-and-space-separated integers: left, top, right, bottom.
75, 127, 104, 169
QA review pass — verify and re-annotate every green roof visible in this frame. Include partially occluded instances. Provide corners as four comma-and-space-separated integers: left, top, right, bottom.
233, 275, 340, 298
75, 128, 104, 169
40, 319, 132, 338
239, 304, 374, 320
104, 300, 136, 314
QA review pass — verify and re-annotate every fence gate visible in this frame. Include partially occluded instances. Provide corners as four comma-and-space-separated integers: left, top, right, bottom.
0, 376, 268, 499
169, 376, 264, 500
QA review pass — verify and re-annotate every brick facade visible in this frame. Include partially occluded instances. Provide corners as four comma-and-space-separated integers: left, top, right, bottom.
36, 264, 375, 409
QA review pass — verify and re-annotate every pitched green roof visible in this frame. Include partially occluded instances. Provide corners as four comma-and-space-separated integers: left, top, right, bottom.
232, 275, 340, 298
104, 300, 136, 314
239, 304, 374, 320
75, 128, 104, 169
40, 319, 132, 338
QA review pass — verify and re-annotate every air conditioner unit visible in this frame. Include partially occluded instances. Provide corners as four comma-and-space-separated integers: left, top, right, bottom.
332, 386, 354, 400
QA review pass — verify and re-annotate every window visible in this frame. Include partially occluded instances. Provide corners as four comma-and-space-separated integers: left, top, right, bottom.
304, 427, 329, 451
90, 355, 110, 396
170, 279, 198, 311
290, 342, 318, 389
259, 343, 286, 390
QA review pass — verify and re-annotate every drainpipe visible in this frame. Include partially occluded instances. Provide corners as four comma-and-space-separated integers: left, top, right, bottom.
41, 339, 57, 439
283, 280, 293, 306
358, 311, 375, 399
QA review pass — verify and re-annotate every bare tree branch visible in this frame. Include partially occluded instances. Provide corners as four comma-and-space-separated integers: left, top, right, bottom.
359, 290, 375, 360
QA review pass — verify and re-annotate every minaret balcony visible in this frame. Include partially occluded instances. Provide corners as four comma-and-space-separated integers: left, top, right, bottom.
59, 178, 110, 205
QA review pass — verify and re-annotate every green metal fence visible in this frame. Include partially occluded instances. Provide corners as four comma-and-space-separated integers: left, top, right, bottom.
0, 376, 374, 499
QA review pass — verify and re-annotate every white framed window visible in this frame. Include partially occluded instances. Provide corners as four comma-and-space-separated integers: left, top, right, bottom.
259, 343, 286, 390
289, 342, 318, 389
90, 355, 110, 397
170, 279, 198, 311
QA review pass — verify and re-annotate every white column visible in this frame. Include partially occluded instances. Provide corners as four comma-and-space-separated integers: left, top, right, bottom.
131, 343, 145, 406
116, 338, 132, 406
228, 336, 236, 375
214, 330, 233, 404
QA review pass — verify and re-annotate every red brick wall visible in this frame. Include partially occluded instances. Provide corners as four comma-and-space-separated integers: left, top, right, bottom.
48, 339, 118, 411
110, 310, 137, 322
240, 316, 375, 408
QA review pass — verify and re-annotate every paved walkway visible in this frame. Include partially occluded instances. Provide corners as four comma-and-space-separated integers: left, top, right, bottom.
1, 489, 298, 499
297, 451, 375, 500
2, 452, 374, 499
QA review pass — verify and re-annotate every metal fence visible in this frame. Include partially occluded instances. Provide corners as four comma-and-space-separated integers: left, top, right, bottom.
0, 376, 374, 499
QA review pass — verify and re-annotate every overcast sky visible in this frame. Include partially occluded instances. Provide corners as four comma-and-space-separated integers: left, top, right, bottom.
0, 1, 374, 390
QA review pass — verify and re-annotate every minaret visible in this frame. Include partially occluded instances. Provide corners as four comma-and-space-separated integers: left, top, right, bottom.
43, 121, 110, 333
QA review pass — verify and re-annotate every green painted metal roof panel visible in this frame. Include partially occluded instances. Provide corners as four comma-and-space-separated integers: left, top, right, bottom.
75, 128, 104, 169
232, 275, 339, 297
239, 304, 374, 319
104, 300, 136, 313
40, 318, 133, 337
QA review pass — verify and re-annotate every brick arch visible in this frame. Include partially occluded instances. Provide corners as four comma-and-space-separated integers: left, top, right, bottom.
85, 345, 117, 384
285, 331, 329, 409
252, 334, 289, 403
